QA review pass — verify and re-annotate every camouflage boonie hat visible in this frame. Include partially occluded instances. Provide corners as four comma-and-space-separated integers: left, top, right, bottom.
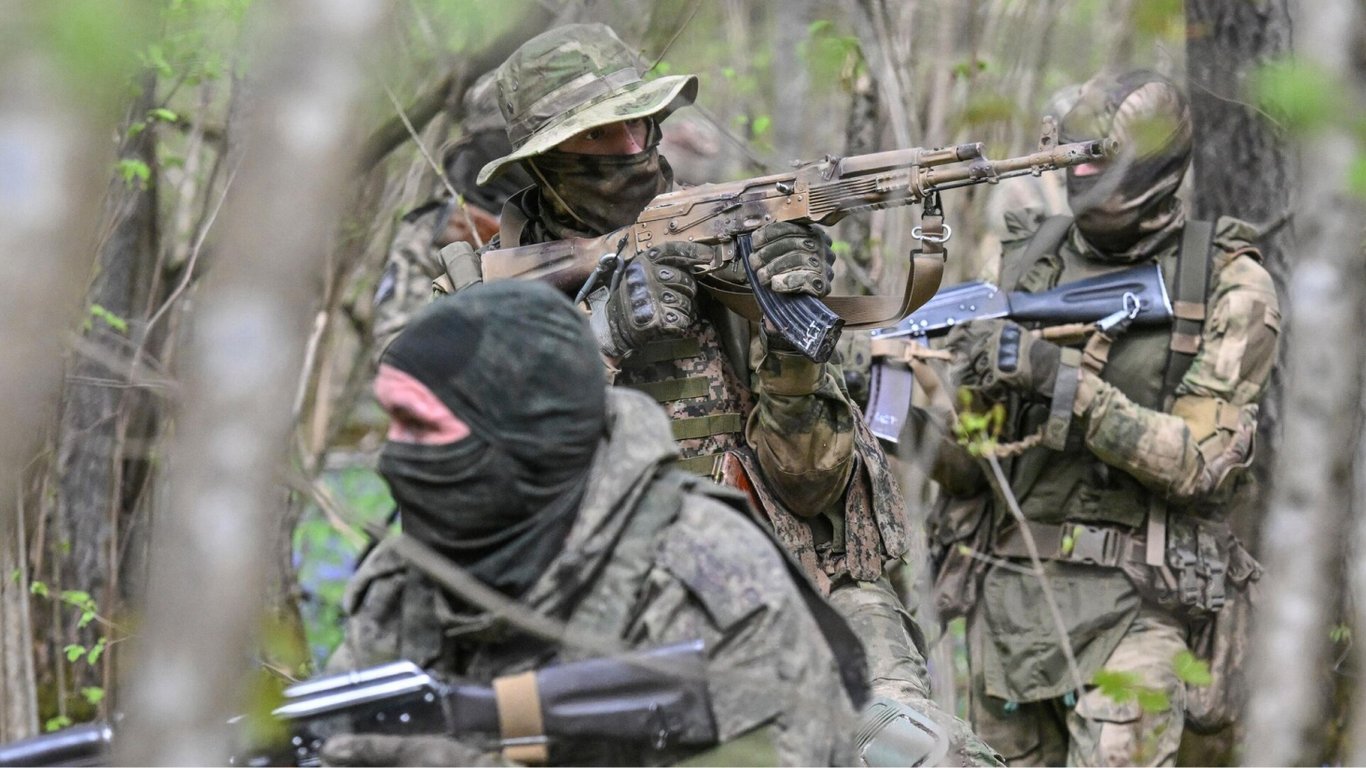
476, 23, 698, 185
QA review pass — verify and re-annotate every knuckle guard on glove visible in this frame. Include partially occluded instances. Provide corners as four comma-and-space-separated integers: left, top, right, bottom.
601, 241, 709, 355
749, 221, 836, 297
948, 319, 1062, 399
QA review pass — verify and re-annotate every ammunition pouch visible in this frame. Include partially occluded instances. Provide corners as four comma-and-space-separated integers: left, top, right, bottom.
1117, 514, 1244, 622
1183, 539, 1261, 733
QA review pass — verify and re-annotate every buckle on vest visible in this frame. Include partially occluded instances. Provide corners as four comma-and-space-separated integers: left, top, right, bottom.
1065, 524, 1119, 566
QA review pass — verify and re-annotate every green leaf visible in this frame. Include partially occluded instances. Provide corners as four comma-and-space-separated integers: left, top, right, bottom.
78, 611, 96, 629
8, 569, 19, 583
81, 686, 106, 706
1173, 650, 1212, 686
1136, 687, 1171, 714
148, 107, 179, 123
88, 304, 129, 334
752, 114, 772, 138
44, 715, 73, 733
65, 644, 86, 663
87, 637, 107, 666
117, 158, 152, 189
1092, 668, 1138, 703
1252, 60, 1338, 132
30, 581, 49, 598
1330, 623, 1353, 644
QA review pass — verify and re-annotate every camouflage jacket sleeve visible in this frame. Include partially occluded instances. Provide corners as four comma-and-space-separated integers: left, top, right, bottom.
371, 204, 448, 359
631, 493, 856, 766
745, 333, 857, 516
1073, 218, 1281, 501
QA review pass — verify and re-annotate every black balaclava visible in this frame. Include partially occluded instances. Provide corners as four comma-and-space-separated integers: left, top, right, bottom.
521, 119, 673, 238
1061, 70, 1193, 261
443, 129, 533, 214
378, 281, 607, 599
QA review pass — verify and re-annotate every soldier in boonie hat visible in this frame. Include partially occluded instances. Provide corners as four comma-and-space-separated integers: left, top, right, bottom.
477, 23, 696, 188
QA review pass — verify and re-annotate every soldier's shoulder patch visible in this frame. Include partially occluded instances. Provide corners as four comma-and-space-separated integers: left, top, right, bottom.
655, 495, 783, 629
374, 261, 398, 306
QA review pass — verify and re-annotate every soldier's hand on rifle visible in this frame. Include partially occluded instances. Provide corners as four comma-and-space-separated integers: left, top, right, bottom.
947, 318, 1061, 400
321, 733, 497, 767
598, 240, 714, 357
750, 222, 836, 298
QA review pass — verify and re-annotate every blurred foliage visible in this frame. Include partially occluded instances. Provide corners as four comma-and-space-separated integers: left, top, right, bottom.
293, 468, 395, 667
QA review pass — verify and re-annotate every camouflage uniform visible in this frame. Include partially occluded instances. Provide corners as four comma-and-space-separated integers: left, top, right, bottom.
330, 388, 860, 766
447, 24, 1002, 766
371, 72, 531, 356
926, 72, 1279, 766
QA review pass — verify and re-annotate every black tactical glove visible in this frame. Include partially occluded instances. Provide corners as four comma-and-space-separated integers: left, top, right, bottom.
321, 733, 499, 766
598, 240, 714, 357
749, 221, 836, 297
946, 318, 1062, 400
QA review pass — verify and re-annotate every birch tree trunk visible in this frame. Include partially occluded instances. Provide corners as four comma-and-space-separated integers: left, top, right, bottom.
1244, 2, 1366, 763
0, 23, 109, 742
117, 1, 383, 763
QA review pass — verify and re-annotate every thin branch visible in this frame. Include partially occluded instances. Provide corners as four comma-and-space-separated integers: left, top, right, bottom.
647, 0, 703, 73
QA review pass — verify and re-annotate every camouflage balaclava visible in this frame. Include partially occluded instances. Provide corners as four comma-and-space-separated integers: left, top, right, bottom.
377, 281, 607, 599
1061, 70, 1193, 261
525, 120, 673, 237
477, 23, 698, 237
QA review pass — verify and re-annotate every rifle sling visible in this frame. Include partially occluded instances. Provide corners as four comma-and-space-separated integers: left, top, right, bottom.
699, 253, 944, 330
1162, 219, 1213, 406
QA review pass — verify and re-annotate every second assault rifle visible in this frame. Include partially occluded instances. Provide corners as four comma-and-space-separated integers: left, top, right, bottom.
0, 640, 714, 767
864, 261, 1173, 443
479, 120, 1117, 362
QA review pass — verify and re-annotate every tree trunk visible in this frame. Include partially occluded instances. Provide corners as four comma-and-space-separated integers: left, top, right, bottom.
40, 74, 161, 715
0, 9, 132, 739
1243, 2, 1366, 764
116, 1, 384, 762
1185, 0, 1293, 554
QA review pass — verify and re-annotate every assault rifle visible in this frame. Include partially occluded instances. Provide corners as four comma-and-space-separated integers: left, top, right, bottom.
865, 261, 1173, 443
479, 120, 1117, 362
0, 640, 714, 767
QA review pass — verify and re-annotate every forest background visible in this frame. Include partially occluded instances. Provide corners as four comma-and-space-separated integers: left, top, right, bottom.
0, 0, 1362, 764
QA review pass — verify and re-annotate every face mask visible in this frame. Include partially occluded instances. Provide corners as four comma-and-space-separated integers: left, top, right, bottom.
525, 144, 671, 236
1066, 152, 1186, 259
379, 434, 581, 598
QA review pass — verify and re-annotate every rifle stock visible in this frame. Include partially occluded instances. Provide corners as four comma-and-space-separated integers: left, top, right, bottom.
865, 262, 1173, 443
480, 120, 1118, 361
0, 641, 715, 767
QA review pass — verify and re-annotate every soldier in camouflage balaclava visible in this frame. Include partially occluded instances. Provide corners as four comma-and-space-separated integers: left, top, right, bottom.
922, 70, 1280, 765
1061, 70, 1193, 260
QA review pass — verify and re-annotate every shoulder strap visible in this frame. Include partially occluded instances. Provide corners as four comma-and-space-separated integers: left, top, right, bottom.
1161, 219, 1215, 406
1002, 214, 1072, 291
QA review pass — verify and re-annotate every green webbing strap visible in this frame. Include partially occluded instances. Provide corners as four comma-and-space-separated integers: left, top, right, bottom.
1162, 219, 1214, 405
633, 337, 703, 365
671, 413, 743, 441
627, 376, 710, 403
675, 453, 722, 477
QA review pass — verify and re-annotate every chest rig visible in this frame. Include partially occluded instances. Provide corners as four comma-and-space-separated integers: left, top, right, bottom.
987, 218, 1240, 619
613, 296, 754, 476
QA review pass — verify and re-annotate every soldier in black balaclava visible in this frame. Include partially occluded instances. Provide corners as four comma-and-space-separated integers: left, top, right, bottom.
324, 280, 866, 767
